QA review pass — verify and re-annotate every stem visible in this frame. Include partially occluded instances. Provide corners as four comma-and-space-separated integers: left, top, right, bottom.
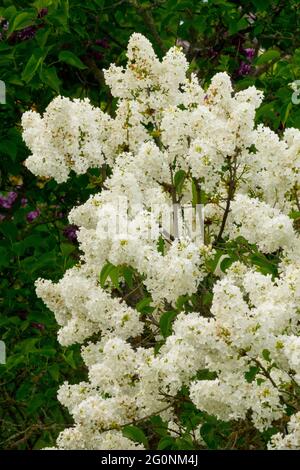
214, 150, 238, 244
169, 165, 178, 204
82, 56, 105, 85
129, 0, 167, 54
252, 358, 298, 411
103, 404, 173, 435
294, 184, 300, 211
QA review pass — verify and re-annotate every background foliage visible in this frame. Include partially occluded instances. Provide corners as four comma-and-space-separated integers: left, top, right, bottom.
1, 0, 300, 449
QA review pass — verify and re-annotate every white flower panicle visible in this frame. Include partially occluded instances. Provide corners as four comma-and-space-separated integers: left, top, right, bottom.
23, 33, 300, 450
22, 97, 112, 182
268, 413, 300, 450
227, 194, 296, 253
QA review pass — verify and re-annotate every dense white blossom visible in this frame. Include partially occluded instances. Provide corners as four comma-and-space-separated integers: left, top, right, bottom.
23, 33, 300, 450
227, 194, 297, 253
268, 412, 300, 450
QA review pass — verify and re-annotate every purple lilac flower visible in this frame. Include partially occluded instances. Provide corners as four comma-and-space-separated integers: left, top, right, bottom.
0, 191, 18, 209
63, 224, 78, 243
38, 8, 48, 18
7, 192, 18, 203
16, 26, 37, 41
244, 48, 255, 61
18, 310, 28, 320
208, 48, 218, 59
21, 197, 28, 207
26, 209, 40, 222
31, 322, 45, 331
238, 62, 251, 76
0, 196, 11, 209
95, 38, 109, 48
54, 204, 65, 219
9, 9, 47, 43
90, 50, 103, 61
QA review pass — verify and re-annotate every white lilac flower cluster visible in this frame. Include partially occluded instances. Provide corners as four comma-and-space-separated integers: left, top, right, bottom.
268, 412, 300, 449
22, 97, 113, 183
23, 33, 300, 450
42, 261, 300, 450
226, 194, 296, 253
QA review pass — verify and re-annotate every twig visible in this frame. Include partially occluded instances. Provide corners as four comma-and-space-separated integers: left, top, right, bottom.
129, 0, 167, 54
214, 150, 238, 244
82, 57, 105, 85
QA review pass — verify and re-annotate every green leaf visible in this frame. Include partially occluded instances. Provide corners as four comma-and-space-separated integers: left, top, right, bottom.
7, 75, 24, 86
40, 66, 61, 93
282, 101, 292, 126
0, 138, 17, 160
28, 394, 44, 414
220, 256, 234, 273
122, 266, 134, 289
206, 250, 223, 272
99, 262, 121, 290
123, 425, 148, 448
0, 247, 10, 268
250, 253, 277, 277
48, 364, 60, 381
251, 0, 271, 11
23, 251, 57, 274
47, 0, 69, 31
157, 436, 175, 450
64, 350, 76, 369
3, 6, 17, 22
109, 265, 120, 289
196, 368, 217, 380
136, 297, 152, 313
256, 50, 280, 65
157, 235, 164, 255
245, 366, 260, 383
262, 349, 271, 362
22, 50, 44, 83
99, 262, 115, 288
58, 51, 87, 70
228, 17, 248, 35
159, 310, 178, 338
175, 436, 195, 450
16, 382, 31, 401
149, 416, 168, 437
200, 422, 218, 449
217, 54, 230, 71
8, 12, 35, 34
174, 170, 186, 195
17, 338, 39, 354
289, 210, 300, 220
0, 222, 17, 240
39, 347, 57, 357
0, 43, 12, 52
35, 26, 50, 48
60, 242, 76, 257
33, 0, 53, 9
13, 234, 44, 256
